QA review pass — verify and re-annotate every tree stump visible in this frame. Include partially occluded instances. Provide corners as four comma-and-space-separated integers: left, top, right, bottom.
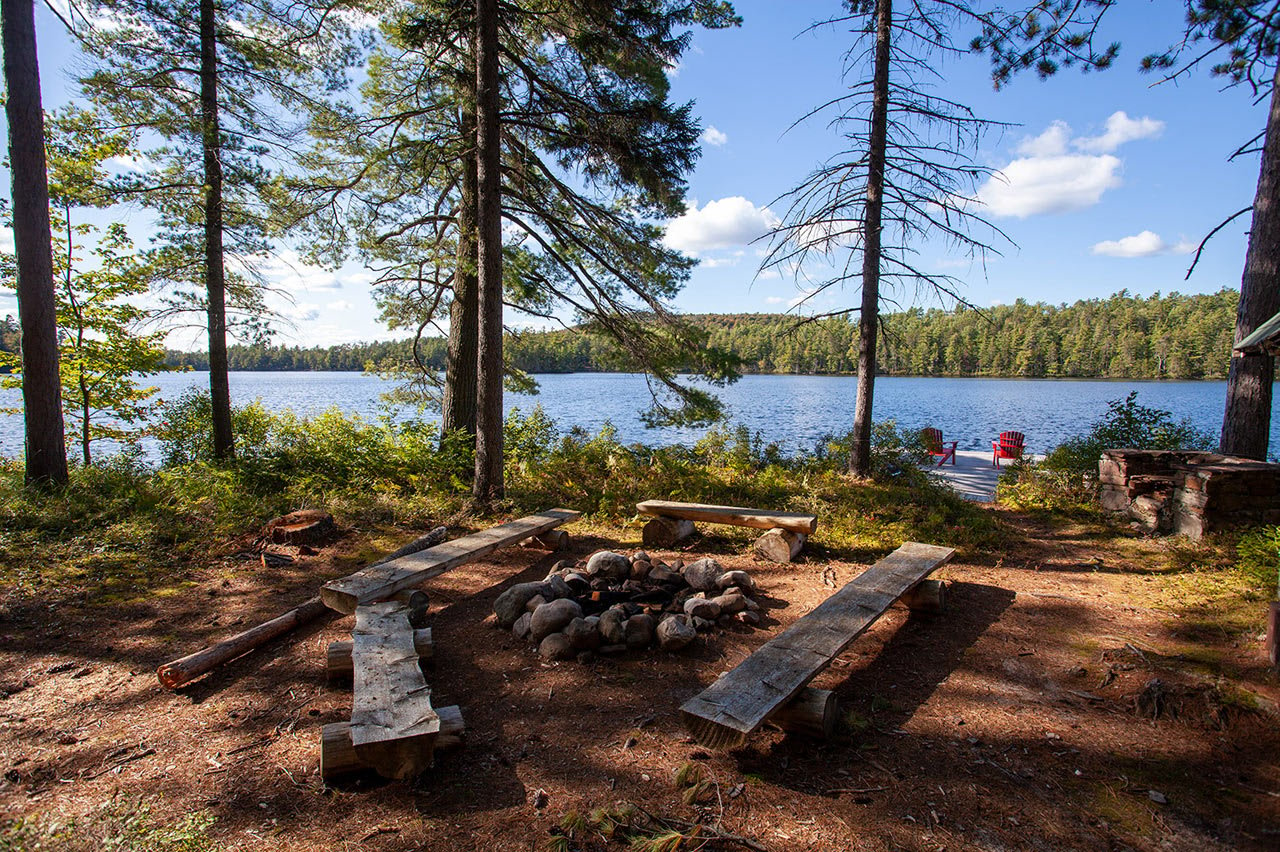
265, 509, 337, 546
754, 528, 805, 563
642, 517, 695, 548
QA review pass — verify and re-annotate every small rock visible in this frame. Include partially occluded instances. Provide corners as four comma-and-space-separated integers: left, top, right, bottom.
1148, 790, 1168, 805
624, 613, 656, 649
684, 596, 721, 620
544, 575, 573, 600
586, 551, 632, 580
512, 611, 533, 641
525, 594, 548, 613
538, 632, 574, 660
584, 615, 600, 629
716, 615, 733, 628
599, 608, 627, 645
532, 788, 549, 809
589, 577, 611, 591
552, 559, 576, 573
530, 598, 583, 642
565, 617, 601, 650
692, 616, 715, 632
630, 560, 652, 581
493, 582, 549, 628
683, 558, 723, 592
631, 550, 651, 563
710, 592, 747, 614
736, 610, 761, 627
57, 734, 78, 746
648, 565, 679, 583
564, 572, 591, 591
716, 570, 754, 592
669, 559, 684, 572
656, 615, 696, 651
743, 598, 761, 612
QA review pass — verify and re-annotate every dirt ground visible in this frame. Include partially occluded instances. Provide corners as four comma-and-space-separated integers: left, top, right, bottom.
1, 509, 1278, 851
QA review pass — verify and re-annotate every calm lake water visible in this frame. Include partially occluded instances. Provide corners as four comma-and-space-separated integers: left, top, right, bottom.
2, 371, 1276, 460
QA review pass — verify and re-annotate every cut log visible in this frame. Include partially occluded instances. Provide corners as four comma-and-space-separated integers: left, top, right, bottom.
901, 579, 947, 615
156, 597, 330, 689
680, 542, 954, 749
636, 500, 818, 535
350, 601, 440, 780
754, 528, 806, 563
520, 530, 569, 551
321, 705, 464, 781
327, 628, 434, 683
321, 508, 581, 614
391, 589, 430, 628
642, 517, 695, 548
266, 509, 336, 546
770, 687, 838, 740
369, 526, 448, 567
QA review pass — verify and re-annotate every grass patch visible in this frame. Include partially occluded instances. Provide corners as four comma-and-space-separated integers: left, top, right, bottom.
0, 798, 215, 851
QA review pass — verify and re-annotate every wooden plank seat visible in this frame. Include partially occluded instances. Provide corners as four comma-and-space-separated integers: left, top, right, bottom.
635, 500, 819, 563
680, 542, 954, 749
344, 601, 441, 780
320, 508, 581, 614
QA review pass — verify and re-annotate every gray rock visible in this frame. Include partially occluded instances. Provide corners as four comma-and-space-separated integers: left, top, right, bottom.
647, 565, 679, 584
669, 559, 684, 572
538, 632, 574, 661
624, 613, 655, 649
716, 570, 754, 592
599, 607, 627, 645
736, 610, 761, 627
564, 617, 601, 650
693, 616, 715, 632
630, 560, 652, 581
684, 596, 721, 620
710, 592, 747, 615
584, 615, 600, 629
525, 594, 548, 613
716, 615, 733, 628
631, 550, 651, 564
530, 598, 583, 642
552, 559, 576, 573
564, 572, 590, 590
683, 558, 723, 592
586, 551, 632, 580
494, 582, 549, 628
512, 611, 533, 641
544, 575, 573, 600
656, 615, 696, 651
743, 597, 761, 612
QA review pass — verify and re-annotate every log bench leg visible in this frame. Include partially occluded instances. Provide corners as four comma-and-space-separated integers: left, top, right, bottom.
901, 579, 947, 616
642, 517, 695, 548
326, 628, 434, 684
320, 705, 464, 782
770, 687, 838, 739
520, 530, 570, 551
754, 528, 806, 563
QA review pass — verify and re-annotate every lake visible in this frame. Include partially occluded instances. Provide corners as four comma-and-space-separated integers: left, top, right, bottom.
1, 372, 1276, 460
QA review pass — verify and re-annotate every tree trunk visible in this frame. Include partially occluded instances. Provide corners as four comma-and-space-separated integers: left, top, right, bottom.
2, 0, 68, 485
441, 67, 479, 446
849, 0, 892, 477
472, 0, 504, 503
1221, 64, 1280, 461
200, 0, 234, 460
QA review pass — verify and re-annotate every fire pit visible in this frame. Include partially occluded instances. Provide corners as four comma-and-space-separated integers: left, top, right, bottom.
492, 550, 762, 661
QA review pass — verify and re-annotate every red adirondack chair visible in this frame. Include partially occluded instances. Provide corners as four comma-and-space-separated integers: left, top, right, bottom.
992, 431, 1025, 467
922, 427, 957, 466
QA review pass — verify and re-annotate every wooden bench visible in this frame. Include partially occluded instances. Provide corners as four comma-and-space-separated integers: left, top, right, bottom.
320, 508, 580, 614
635, 500, 818, 563
680, 541, 954, 749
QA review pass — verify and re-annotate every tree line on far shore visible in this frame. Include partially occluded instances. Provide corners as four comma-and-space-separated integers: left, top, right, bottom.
152, 288, 1242, 380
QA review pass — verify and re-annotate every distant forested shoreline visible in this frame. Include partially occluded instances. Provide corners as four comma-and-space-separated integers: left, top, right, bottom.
153, 289, 1241, 380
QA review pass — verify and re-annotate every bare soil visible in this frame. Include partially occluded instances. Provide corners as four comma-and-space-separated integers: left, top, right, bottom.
1, 509, 1278, 851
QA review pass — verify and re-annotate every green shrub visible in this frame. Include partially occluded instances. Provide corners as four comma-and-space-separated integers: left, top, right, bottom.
1236, 525, 1280, 595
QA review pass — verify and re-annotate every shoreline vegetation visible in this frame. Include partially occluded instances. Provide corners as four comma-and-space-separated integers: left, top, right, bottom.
140, 289, 1241, 381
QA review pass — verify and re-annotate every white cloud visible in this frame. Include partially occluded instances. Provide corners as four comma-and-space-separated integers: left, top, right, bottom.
0, 227, 12, 254
327, 299, 354, 311
700, 126, 728, 147
663, 196, 780, 254
978, 113, 1163, 219
700, 256, 738, 268
1074, 111, 1164, 154
105, 153, 156, 173
764, 295, 786, 305
1091, 230, 1196, 258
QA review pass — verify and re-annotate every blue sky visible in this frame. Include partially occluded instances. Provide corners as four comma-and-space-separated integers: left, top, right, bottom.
1, 0, 1267, 348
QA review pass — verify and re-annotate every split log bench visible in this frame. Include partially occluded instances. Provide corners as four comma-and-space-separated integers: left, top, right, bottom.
680, 541, 954, 749
635, 500, 818, 563
320, 508, 581, 613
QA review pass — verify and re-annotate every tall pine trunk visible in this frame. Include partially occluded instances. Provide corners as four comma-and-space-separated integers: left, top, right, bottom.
1221, 64, 1280, 460
849, 0, 892, 477
472, 0, 504, 503
3, 0, 68, 485
200, 0, 234, 459
441, 68, 479, 447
